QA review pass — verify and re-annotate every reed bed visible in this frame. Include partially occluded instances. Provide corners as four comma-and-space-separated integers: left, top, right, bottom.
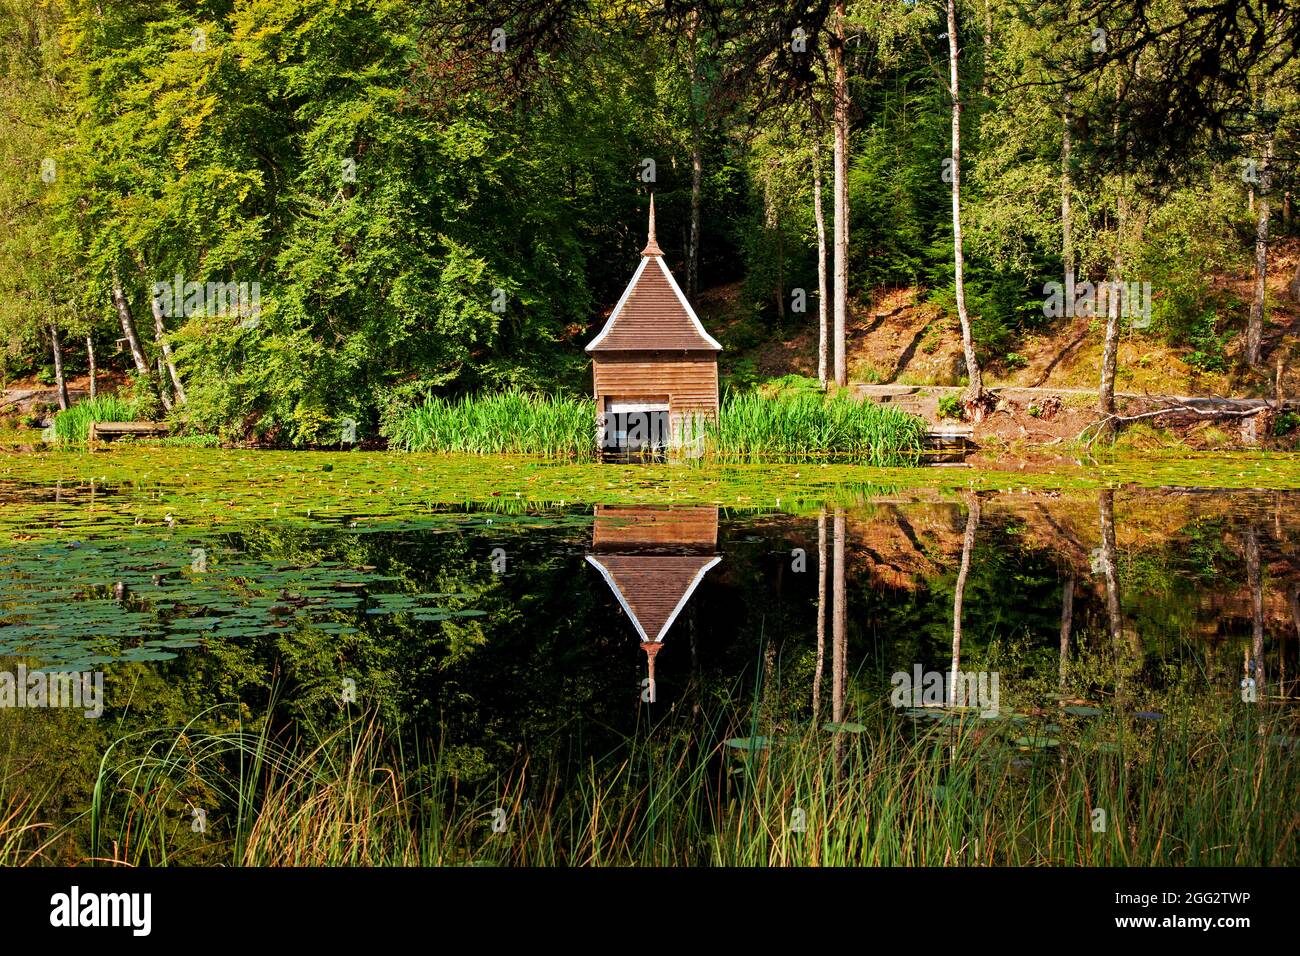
383, 388, 927, 465
382, 389, 597, 460
52, 396, 137, 444
0, 791, 53, 866
71, 701, 1298, 867
702, 391, 927, 465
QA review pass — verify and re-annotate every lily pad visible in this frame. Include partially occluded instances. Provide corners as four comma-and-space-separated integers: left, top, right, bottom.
822, 721, 868, 733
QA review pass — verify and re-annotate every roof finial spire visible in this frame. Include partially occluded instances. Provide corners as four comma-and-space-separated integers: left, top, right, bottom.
643, 641, 661, 702
641, 193, 663, 257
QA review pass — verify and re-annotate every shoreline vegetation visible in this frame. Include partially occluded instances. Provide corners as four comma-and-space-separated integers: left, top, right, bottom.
9, 696, 1294, 867
1, 448, 1299, 543
381, 388, 928, 466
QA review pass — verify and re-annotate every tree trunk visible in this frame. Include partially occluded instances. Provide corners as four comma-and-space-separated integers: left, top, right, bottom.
831, 0, 849, 388
947, 0, 985, 416
831, 508, 847, 724
813, 134, 829, 387
49, 323, 69, 411
1288, 585, 1299, 698
156, 355, 173, 412
1098, 489, 1134, 656
1061, 94, 1074, 287
1058, 574, 1074, 687
1246, 527, 1265, 696
778, 228, 787, 322
86, 334, 96, 399
686, 11, 702, 300
813, 510, 827, 722
946, 496, 977, 707
981, 0, 992, 102
1247, 131, 1274, 367
688, 140, 702, 300
111, 278, 152, 383
148, 279, 187, 407
1098, 191, 1126, 429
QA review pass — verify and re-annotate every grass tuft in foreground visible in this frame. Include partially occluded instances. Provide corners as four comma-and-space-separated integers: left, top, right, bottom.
46, 700, 1297, 867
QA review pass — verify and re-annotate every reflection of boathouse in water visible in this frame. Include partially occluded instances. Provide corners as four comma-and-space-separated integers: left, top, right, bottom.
585, 506, 721, 701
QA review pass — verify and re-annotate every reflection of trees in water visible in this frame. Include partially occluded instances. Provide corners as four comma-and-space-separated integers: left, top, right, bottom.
10, 494, 1300, 861
948, 493, 980, 707
1059, 574, 1075, 688
1246, 526, 1265, 696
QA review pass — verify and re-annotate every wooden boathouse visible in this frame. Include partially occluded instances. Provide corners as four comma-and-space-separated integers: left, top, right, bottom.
586, 196, 722, 454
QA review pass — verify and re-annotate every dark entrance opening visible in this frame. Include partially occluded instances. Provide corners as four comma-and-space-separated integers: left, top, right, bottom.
601, 399, 669, 461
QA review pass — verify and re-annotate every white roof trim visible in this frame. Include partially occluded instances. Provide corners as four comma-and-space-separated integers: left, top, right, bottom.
653, 257, 723, 351
584, 255, 723, 352
652, 555, 721, 641
585, 257, 650, 352
584, 554, 721, 643
585, 555, 649, 641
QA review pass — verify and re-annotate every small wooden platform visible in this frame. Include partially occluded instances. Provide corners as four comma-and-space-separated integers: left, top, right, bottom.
924, 426, 974, 450
89, 421, 170, 442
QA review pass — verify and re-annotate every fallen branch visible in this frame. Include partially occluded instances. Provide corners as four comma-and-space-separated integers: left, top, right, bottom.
1078, 401, 1268, 447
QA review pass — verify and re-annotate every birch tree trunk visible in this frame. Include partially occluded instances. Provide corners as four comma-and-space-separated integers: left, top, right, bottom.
831, 0, 849, 388
86, 334, 96, 399
688, 139, 702, 300
949, 493, 980, 706
149, 285, 187, 406
111, 278, 152, 384
774, 224, 785, 322
686, 11, 703, 301
947, 0, 986, 417
813, 134, 829, 387
1246, 527, 1265, 696
1097, 489, 1137, 657
831, 508, 847, 724
1247, 132, 1274, 367
1061, 93, 1074, 286
813, 510, 827, 722
1098, 191, 1126, 428
981, 0, 992, 102
50, 323, 69, 411
156, 355, 173, 412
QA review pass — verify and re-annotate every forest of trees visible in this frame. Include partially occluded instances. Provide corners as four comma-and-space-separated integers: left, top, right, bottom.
1, 0, 1297, 445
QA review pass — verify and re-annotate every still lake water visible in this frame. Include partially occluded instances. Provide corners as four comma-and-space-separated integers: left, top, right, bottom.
2, 472, 1298, 862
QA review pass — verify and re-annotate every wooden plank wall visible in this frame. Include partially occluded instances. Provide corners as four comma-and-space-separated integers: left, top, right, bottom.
593, 353, 719, 426
592, 505, 719, 551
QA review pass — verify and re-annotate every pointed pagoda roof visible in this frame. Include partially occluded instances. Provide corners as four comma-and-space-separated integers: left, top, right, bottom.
585, 506, 720, 644
586, 195, 722, 353
585, 553, 721, 642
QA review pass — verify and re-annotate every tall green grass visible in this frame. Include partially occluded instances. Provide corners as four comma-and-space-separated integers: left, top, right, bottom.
702, 391, 927, 465
382, 388, 927, 465
70, 699, 1298, 867
382, 389, 597, 460
52, 395, 137, 444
